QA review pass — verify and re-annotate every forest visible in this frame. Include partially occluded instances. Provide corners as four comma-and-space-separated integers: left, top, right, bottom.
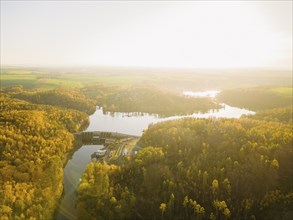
0, 84, 223, 219
1, 0, 292, 218
0, 68, 292, 220
84, 86, 220, 116
77, 112, 293, 220
218, 87, 292, 111
0, 90, 90, 219
3, 85, 220, 117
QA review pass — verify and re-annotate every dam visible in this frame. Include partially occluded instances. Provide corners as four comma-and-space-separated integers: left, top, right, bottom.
77, 131, 140, 145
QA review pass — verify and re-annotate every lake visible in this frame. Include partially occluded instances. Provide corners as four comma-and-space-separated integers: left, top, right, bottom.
85, 105, 254, 136
55, 91, 254, 219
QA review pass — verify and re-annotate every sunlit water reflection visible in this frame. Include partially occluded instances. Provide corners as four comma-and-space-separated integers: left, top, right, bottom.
86, 104, 254, 136
55, 145, 103, 220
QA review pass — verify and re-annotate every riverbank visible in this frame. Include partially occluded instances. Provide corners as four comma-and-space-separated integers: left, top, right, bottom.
53, 132, 84, 219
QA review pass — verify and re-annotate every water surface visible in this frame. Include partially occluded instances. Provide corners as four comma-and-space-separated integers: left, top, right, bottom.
183, 90, 220, 98
56, 145, 103, 220
86, 104, 254, 136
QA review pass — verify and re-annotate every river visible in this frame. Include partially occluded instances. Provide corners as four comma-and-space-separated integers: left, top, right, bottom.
55, 91, 254, 219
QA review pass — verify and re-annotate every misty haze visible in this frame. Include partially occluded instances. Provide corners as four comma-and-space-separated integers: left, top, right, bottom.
0, 1, 292, 220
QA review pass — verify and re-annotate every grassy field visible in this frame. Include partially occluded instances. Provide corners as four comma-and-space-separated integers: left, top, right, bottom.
1, 72, 37, 87
1, 67, 292, 91
0, 69, 83, 89
271, 87, 293, 96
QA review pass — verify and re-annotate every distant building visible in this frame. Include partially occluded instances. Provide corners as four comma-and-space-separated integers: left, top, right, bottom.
122, 149, 128, 156
94, 149, 107, 156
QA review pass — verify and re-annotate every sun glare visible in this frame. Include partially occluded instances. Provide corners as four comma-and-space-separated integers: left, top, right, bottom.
1, 1, 292, 69
80, 2, 292, 69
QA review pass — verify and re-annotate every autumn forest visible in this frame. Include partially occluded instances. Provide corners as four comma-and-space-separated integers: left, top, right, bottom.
0, 67, 292, 220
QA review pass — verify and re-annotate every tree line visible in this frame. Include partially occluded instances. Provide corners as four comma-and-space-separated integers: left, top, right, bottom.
83, 85, 220, 116
218, 87, 292, 111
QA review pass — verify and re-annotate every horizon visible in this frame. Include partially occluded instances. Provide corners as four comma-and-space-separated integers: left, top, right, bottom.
1, 65, 292, 72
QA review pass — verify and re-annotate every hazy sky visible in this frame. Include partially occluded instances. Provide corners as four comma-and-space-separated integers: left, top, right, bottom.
1, 1, 292, 69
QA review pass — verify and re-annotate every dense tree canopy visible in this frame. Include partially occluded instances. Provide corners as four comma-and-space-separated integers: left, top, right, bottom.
218, 87, 292, 111
244, 106, 292, 124
9, 87, 96, 114
77, 117, 293, 219
0, 93, 89, 219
